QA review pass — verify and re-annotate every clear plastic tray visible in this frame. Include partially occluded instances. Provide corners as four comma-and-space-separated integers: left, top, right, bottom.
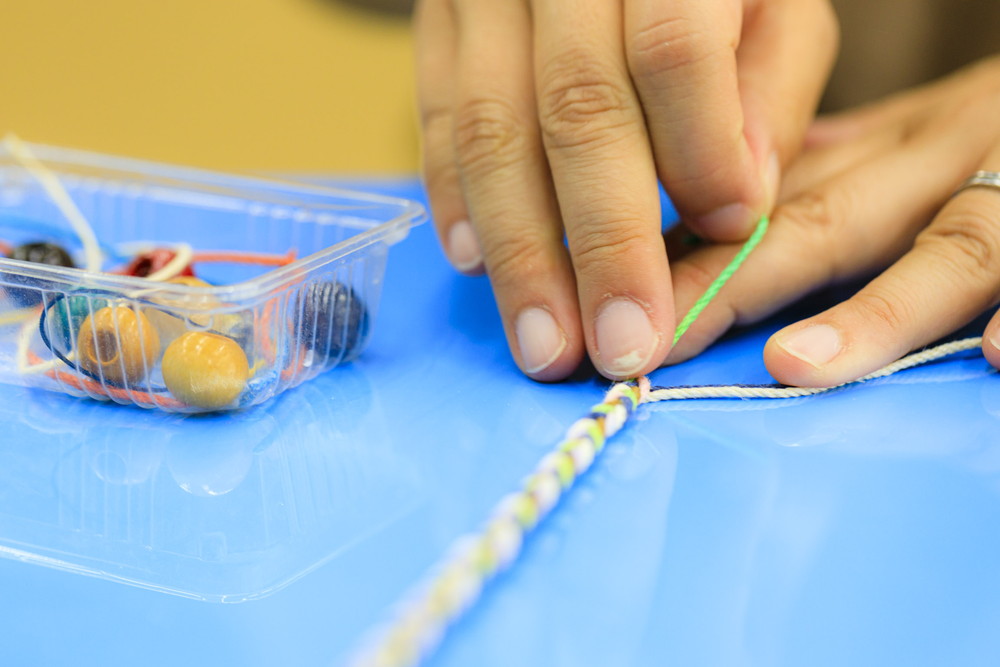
0, 141, 425, 412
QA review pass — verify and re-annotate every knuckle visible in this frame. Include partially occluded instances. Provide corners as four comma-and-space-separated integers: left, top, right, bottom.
852, 290, 912, 334
482, 233, 545, 290
773, 188, 852, 281
538, 53, 632, 150
917, 212, 1000, 280
569, 220, 651, 277
778, 188, 841, 233
421, 103, 453, 137
776, 188, 844, 242
627, 16, 717, 81
453, 97, 525, 175
671, 256, 720, 297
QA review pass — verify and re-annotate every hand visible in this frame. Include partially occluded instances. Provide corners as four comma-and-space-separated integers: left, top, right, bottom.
666, 56, 1000, 386
414, 0, 838, 380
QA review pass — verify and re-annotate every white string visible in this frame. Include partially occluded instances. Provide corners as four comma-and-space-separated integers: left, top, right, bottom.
136, 243, 194, 283
2, 134, 103, 273
645, 337, 984, 403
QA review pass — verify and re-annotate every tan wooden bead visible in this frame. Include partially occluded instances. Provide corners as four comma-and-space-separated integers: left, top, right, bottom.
162, 331, 249, 409
77, 306, 161, 384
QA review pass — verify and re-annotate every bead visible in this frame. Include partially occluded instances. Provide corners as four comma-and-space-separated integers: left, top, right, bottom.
44, 294, 111, 353
77, 306, 161, 384
4, 241, 76, 306
8, 241, 75, 267
142, 276, 248, 354
166, 275, 208, 288
142, 276, 216, 343
162, 331, 249, 410
294, 280, 369, 365
122, 248, 194, 278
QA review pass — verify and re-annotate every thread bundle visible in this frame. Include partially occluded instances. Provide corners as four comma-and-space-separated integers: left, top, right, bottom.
349, 382, 641, 667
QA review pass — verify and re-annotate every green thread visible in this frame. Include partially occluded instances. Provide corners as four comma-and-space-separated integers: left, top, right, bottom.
672, 215, 769, 346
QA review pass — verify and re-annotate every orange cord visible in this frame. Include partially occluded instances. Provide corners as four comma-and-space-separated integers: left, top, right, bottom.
191, 249, 297, 266
28, 349, 185, 409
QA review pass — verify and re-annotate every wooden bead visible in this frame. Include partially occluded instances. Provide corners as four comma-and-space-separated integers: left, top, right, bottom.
77, 306, 161, 384
162, 331, 249, 409
46, 294, 110, 353
122, 248, 194, 277
143, 276, 244, 346
143, 276, 215, 342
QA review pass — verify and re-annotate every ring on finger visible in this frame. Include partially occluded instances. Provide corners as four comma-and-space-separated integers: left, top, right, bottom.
951, 170, 1000, 199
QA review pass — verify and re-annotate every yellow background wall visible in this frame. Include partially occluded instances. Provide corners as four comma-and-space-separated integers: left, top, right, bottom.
0, 0, 418, 173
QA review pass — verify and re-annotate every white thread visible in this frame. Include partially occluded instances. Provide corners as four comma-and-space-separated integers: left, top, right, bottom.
645, 337, 984, 404
487, 517, 523, 570
564, 440, 596, 472
538, 451, 570, 479
2, 135, 103, 273
143, 243, 194, 282
565, 418, 597, 442
525, 472, 561, 515
603, 403, 628, 434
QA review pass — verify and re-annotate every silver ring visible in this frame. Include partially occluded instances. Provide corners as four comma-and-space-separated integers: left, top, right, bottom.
952, 170, 1000, 198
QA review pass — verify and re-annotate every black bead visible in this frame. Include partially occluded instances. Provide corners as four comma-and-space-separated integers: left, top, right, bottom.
3, 242, 77, 307
9, 242, 76, 268
294, 280, 369, 365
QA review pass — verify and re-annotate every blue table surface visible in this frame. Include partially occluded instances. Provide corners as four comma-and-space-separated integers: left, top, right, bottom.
2, 178, 1000, 667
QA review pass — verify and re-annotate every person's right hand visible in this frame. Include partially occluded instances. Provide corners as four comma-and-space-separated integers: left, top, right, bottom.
415, 0, 838, 381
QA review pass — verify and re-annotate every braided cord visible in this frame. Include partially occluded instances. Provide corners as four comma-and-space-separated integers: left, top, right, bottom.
349, 216, 769, 666
348, 216, 983, 667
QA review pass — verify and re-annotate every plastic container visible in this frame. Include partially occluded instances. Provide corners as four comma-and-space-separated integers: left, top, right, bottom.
0, 141, 426, 412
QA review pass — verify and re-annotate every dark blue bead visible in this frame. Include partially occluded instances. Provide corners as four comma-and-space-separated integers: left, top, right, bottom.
293, 280, 369, 366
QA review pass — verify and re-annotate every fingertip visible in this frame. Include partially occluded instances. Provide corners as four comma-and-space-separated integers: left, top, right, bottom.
592, 297, 670, 380
765, 322, 846, 387
687, 152, 777, 242
513, 305, 583, 381
445, 219, 485, 275
982, 320, 1000, 370
691, 203, 758, 242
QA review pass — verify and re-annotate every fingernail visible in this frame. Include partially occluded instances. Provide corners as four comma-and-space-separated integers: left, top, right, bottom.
515, 307, 567, 374
447, 220, 483, 272
763, 151, 780, 209
777, 324, 843, 367
989, 330, 1000, 352
595, 298, 659, 377
697, 202, 755, 241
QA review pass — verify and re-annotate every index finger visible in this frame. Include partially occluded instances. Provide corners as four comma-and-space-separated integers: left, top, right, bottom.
533, 0, 674, 379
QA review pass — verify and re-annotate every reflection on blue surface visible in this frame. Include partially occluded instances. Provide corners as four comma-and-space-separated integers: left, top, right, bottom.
2, 179, 1000, 666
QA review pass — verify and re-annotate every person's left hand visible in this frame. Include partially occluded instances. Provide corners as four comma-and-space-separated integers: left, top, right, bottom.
664, 55, 1000, 386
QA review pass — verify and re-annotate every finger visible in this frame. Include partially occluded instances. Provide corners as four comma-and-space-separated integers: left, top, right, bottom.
736, 0, 839, 195
451, 0, 585, 380
624, 0, 765, 241
767, 122, 1000, 387
532, 0, 673, 380
415, 0, 483, 274
805, 56, 997, 149
779, 119, 910, 202
667, 97, 996, 366
785, 57, 1000, 201
805, 87, 940, 150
